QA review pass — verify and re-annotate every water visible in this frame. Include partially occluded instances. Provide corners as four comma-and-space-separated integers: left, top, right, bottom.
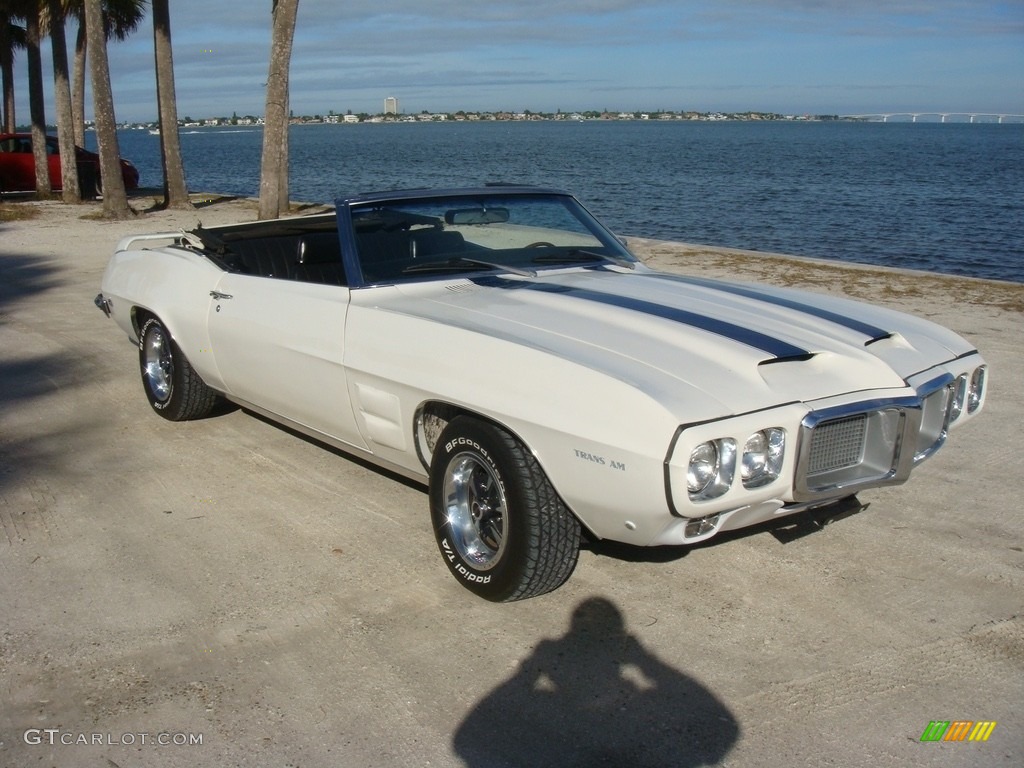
105, 121, 1024, 283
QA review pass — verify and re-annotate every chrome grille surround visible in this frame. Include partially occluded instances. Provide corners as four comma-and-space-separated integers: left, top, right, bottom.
793, 374, 954, 503
915, 382, 955, 462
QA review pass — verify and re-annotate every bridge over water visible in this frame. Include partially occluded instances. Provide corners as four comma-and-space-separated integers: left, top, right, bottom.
842, 112, 1024, 123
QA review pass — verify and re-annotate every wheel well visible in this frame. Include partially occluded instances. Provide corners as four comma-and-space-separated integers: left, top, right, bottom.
413, 402, 546, 485
415, 404, 593, 541
413, 401, 463, 471
414, 401, 536, 472
131, 307, 156, 339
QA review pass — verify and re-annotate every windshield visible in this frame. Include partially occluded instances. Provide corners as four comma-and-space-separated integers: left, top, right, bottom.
349, 193, 636, 284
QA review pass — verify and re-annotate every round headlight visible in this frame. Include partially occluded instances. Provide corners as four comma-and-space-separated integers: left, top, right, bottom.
950, 374, 968, 421
741, 428, 785, 488
741, 432, 768, 480
968, 366, 986, 413
687, 441, 718, 494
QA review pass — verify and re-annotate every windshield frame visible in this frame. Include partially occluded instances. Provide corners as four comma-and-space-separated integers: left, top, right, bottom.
336, 187, 637, 288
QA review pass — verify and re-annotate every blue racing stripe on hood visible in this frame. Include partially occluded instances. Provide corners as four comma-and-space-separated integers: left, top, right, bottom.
475, 277, 810, 359
651, 273, 892, 343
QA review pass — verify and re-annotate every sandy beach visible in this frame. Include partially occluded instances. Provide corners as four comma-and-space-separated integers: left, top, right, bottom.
1, 195, 1022, 767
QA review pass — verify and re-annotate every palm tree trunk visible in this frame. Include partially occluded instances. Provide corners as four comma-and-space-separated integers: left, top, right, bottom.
71, 0, 147, 147
278, 88, 289, 206
258, 0, 299, 221
71, 24, 86, 146
83, 0, 130, 217
26, 7, 51, 197
48, 0, 80, 201
1, 19, 17, 133
151, 0, 190, 209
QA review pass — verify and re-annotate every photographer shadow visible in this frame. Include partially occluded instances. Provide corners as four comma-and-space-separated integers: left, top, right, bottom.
454, 597, 739, 767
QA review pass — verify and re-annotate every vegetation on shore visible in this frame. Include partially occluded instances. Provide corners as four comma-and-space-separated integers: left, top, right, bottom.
0, 201, 40, 220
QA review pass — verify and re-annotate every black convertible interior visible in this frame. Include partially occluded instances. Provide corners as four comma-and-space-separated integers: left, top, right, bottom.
185, 216, 347, 286
183, 210, 476, 286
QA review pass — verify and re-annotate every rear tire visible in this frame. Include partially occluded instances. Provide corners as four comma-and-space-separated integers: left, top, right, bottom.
138, 316, 217, 421
429, 416, 581, 601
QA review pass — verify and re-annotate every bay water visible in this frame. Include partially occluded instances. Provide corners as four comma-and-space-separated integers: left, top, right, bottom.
105, 121, 1024, 283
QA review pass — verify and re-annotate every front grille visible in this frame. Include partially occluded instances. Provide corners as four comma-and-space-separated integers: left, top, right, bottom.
795, 397, 922, 502
793, 377, 951, 503
807, 414, 866, 475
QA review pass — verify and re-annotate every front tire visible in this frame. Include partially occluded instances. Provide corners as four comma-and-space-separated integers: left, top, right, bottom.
429, 416, 581, 601
138, 316, 217, 421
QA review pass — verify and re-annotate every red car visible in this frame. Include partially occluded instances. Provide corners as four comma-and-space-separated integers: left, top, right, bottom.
0, 132, 139, 194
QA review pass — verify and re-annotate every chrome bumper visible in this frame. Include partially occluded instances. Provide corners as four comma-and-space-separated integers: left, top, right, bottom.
792, 375, 954, 503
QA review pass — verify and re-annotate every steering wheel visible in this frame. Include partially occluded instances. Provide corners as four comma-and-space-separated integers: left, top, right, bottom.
525, 241, 556, 248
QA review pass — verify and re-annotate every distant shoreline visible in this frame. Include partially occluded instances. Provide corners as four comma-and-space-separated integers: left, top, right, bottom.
17, 110, 1024, 135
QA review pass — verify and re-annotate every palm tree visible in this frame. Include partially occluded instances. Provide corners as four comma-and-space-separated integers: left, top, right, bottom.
151, 0, 189, 209
45, 0, 80, 200
68, 0, 145, 147
24, 1, 52, 197
83, 0, 129, 217
1, 2, 28, 132
258, 0, 299, 221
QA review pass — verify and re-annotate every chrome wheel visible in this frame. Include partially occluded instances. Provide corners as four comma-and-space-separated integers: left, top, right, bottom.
136, 316, 217, 421
442, 452, 507, 570
142, 324, 173, 403
430, 416, 582, 601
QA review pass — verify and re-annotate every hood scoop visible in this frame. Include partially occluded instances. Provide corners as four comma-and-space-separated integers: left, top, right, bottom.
758, 352, 818, 367
865, 331, 901, 348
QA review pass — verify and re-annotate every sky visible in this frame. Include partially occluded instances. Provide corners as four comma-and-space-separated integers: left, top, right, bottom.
10, 0, 1024, 123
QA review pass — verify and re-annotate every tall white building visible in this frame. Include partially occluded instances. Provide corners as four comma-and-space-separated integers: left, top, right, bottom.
385, 97, 399, 115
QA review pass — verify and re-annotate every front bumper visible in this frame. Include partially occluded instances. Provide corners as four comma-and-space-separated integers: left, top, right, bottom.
792, 374, 950, 503
659, 353, 987, 545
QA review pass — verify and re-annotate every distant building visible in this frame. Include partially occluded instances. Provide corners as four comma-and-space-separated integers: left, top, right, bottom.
385, 97, 399, 115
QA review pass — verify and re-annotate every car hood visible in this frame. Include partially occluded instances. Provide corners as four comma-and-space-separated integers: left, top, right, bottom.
380, 267, 977, 419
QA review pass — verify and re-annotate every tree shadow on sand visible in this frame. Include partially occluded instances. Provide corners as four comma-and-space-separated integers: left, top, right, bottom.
454, 597, 739, 768
0, 252, 64, 311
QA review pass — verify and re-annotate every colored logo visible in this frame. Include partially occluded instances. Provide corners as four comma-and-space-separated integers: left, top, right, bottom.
920, 721, 997, 742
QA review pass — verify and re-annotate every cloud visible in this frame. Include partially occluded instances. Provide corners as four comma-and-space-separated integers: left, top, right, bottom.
10, 0, 1023, 121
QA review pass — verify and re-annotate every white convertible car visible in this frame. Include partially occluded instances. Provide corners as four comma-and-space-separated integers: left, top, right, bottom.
95, 186, 987, 601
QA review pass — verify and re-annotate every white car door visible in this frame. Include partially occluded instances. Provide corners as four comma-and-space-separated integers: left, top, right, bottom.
206, 272, 367, 451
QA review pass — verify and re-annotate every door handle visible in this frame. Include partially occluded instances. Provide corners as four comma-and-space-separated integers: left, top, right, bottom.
210, 290, 233, 300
